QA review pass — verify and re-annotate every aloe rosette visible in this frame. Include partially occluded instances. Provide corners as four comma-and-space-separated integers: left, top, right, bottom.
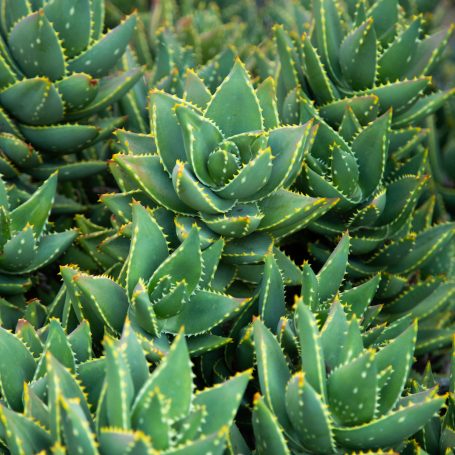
0, 173, 75, 302
0, 319, 251, 454
0, 0, 142, 182
50, 202, 251, 357
252, 298, 445, 453
112, 59, 336, 265
273, 0, 454, 131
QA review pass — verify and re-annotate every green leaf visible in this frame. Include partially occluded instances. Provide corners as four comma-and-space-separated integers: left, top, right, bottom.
10, 173, 57, 237
131, 389, 170, 450
126, 203, 169, 296
132, 332, 192, 422
0, 405, 52, 454
312, 0, 343, 78
20, 123, 99, 154
378, 17, 421, 82
194, 370, 251, 434
206, 59, 263, 137
253, 319, 292, 432
317, 233, 350, 302
47, 354, 92, 441
327, 350, 377, 425
67, 13, 136, 77
334, 394, 444, 450
301, 33, 336, 104
376, 322, 417, 415
351, 111, 391, 197
113, 153, 194, 214
0, 327, 36, 411
0, 77, 64, 125
253, 395, 291, 455
74, 273, 129, 339
257, 77, 279, 129
66, 68, 143, 120
9, 11, 66, 80
59, 397, 98, 455
294, 299, 327, 398
43, 0, 91, 58
174, 104, 223, 187
183, 69, 211, 109
258, 254, 285, 330
104, 337, 134, 429
172, 162, 235, 214
285, 373, 335, 453
320, 301, 351, 370
160, 290, 247, 335
340, 18, 377, 90
148, 227, 201, 295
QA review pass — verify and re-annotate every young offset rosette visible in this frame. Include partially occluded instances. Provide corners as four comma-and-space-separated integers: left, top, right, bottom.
113, 59, 336, 264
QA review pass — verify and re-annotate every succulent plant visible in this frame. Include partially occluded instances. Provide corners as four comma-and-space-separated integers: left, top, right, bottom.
252, 297, 445, 453
0, 0, 143, 183
112, 59, 336, 266
0, 172, 75, 303
48, 202, 251, 358
273, 1, 454, 130
0, 319, 251, 454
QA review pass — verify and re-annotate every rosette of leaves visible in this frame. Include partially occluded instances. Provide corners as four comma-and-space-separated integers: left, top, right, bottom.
0, 172, 76, 311
0, 0, 143, 183
251, 298, 446, 453
51, 202, 251, 358
273, 1, 455, 131
0, 319, 252, 454
112, 59, 336, 265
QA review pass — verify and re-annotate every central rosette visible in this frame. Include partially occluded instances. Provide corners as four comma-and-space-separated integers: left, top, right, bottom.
115, 60, 336, 263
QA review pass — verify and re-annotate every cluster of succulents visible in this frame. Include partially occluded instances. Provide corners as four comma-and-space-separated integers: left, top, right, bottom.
0, 0, 453, 453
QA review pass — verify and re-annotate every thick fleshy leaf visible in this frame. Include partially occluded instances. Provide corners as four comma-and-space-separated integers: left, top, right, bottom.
132, 332, 192, 422
254, 319, 292, 432
334, 394, 444, 450
67, 13, 136, 77
317, 234, 349, 302
114, 153, 194, 214
73, 273, 129, 339
160, 290, 248, 335
174, 104, 223, 187
10, 173, 57, 236
0, 327, 36, 411
44, 0, 91, 58
285, 373, 335, 453
126, 203, 169, 296
194, 370, 251, 434
0, 78, 64, 125
351, 111, 391, 197
376, 322, 417, 415
340, 19, 377, 90
172, 161, 235, 214
294, 300, 326, 398
258, 253, 285, 330
327, 350, 377, 425
9, 11, 66, 80
205, 59, 263, 137
252, 395, 290, 455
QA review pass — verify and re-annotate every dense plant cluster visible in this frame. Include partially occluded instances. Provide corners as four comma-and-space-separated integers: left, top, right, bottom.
0, 0, 453, 453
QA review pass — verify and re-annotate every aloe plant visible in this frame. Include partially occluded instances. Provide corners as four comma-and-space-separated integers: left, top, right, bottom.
273, 1, 454, 129
0, 173, 76, 321
112, 59, 336, 266
47, 202, 251, 358
0, 0, 142, 183
0, 319, 251, 454
252, 298, 445, 453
